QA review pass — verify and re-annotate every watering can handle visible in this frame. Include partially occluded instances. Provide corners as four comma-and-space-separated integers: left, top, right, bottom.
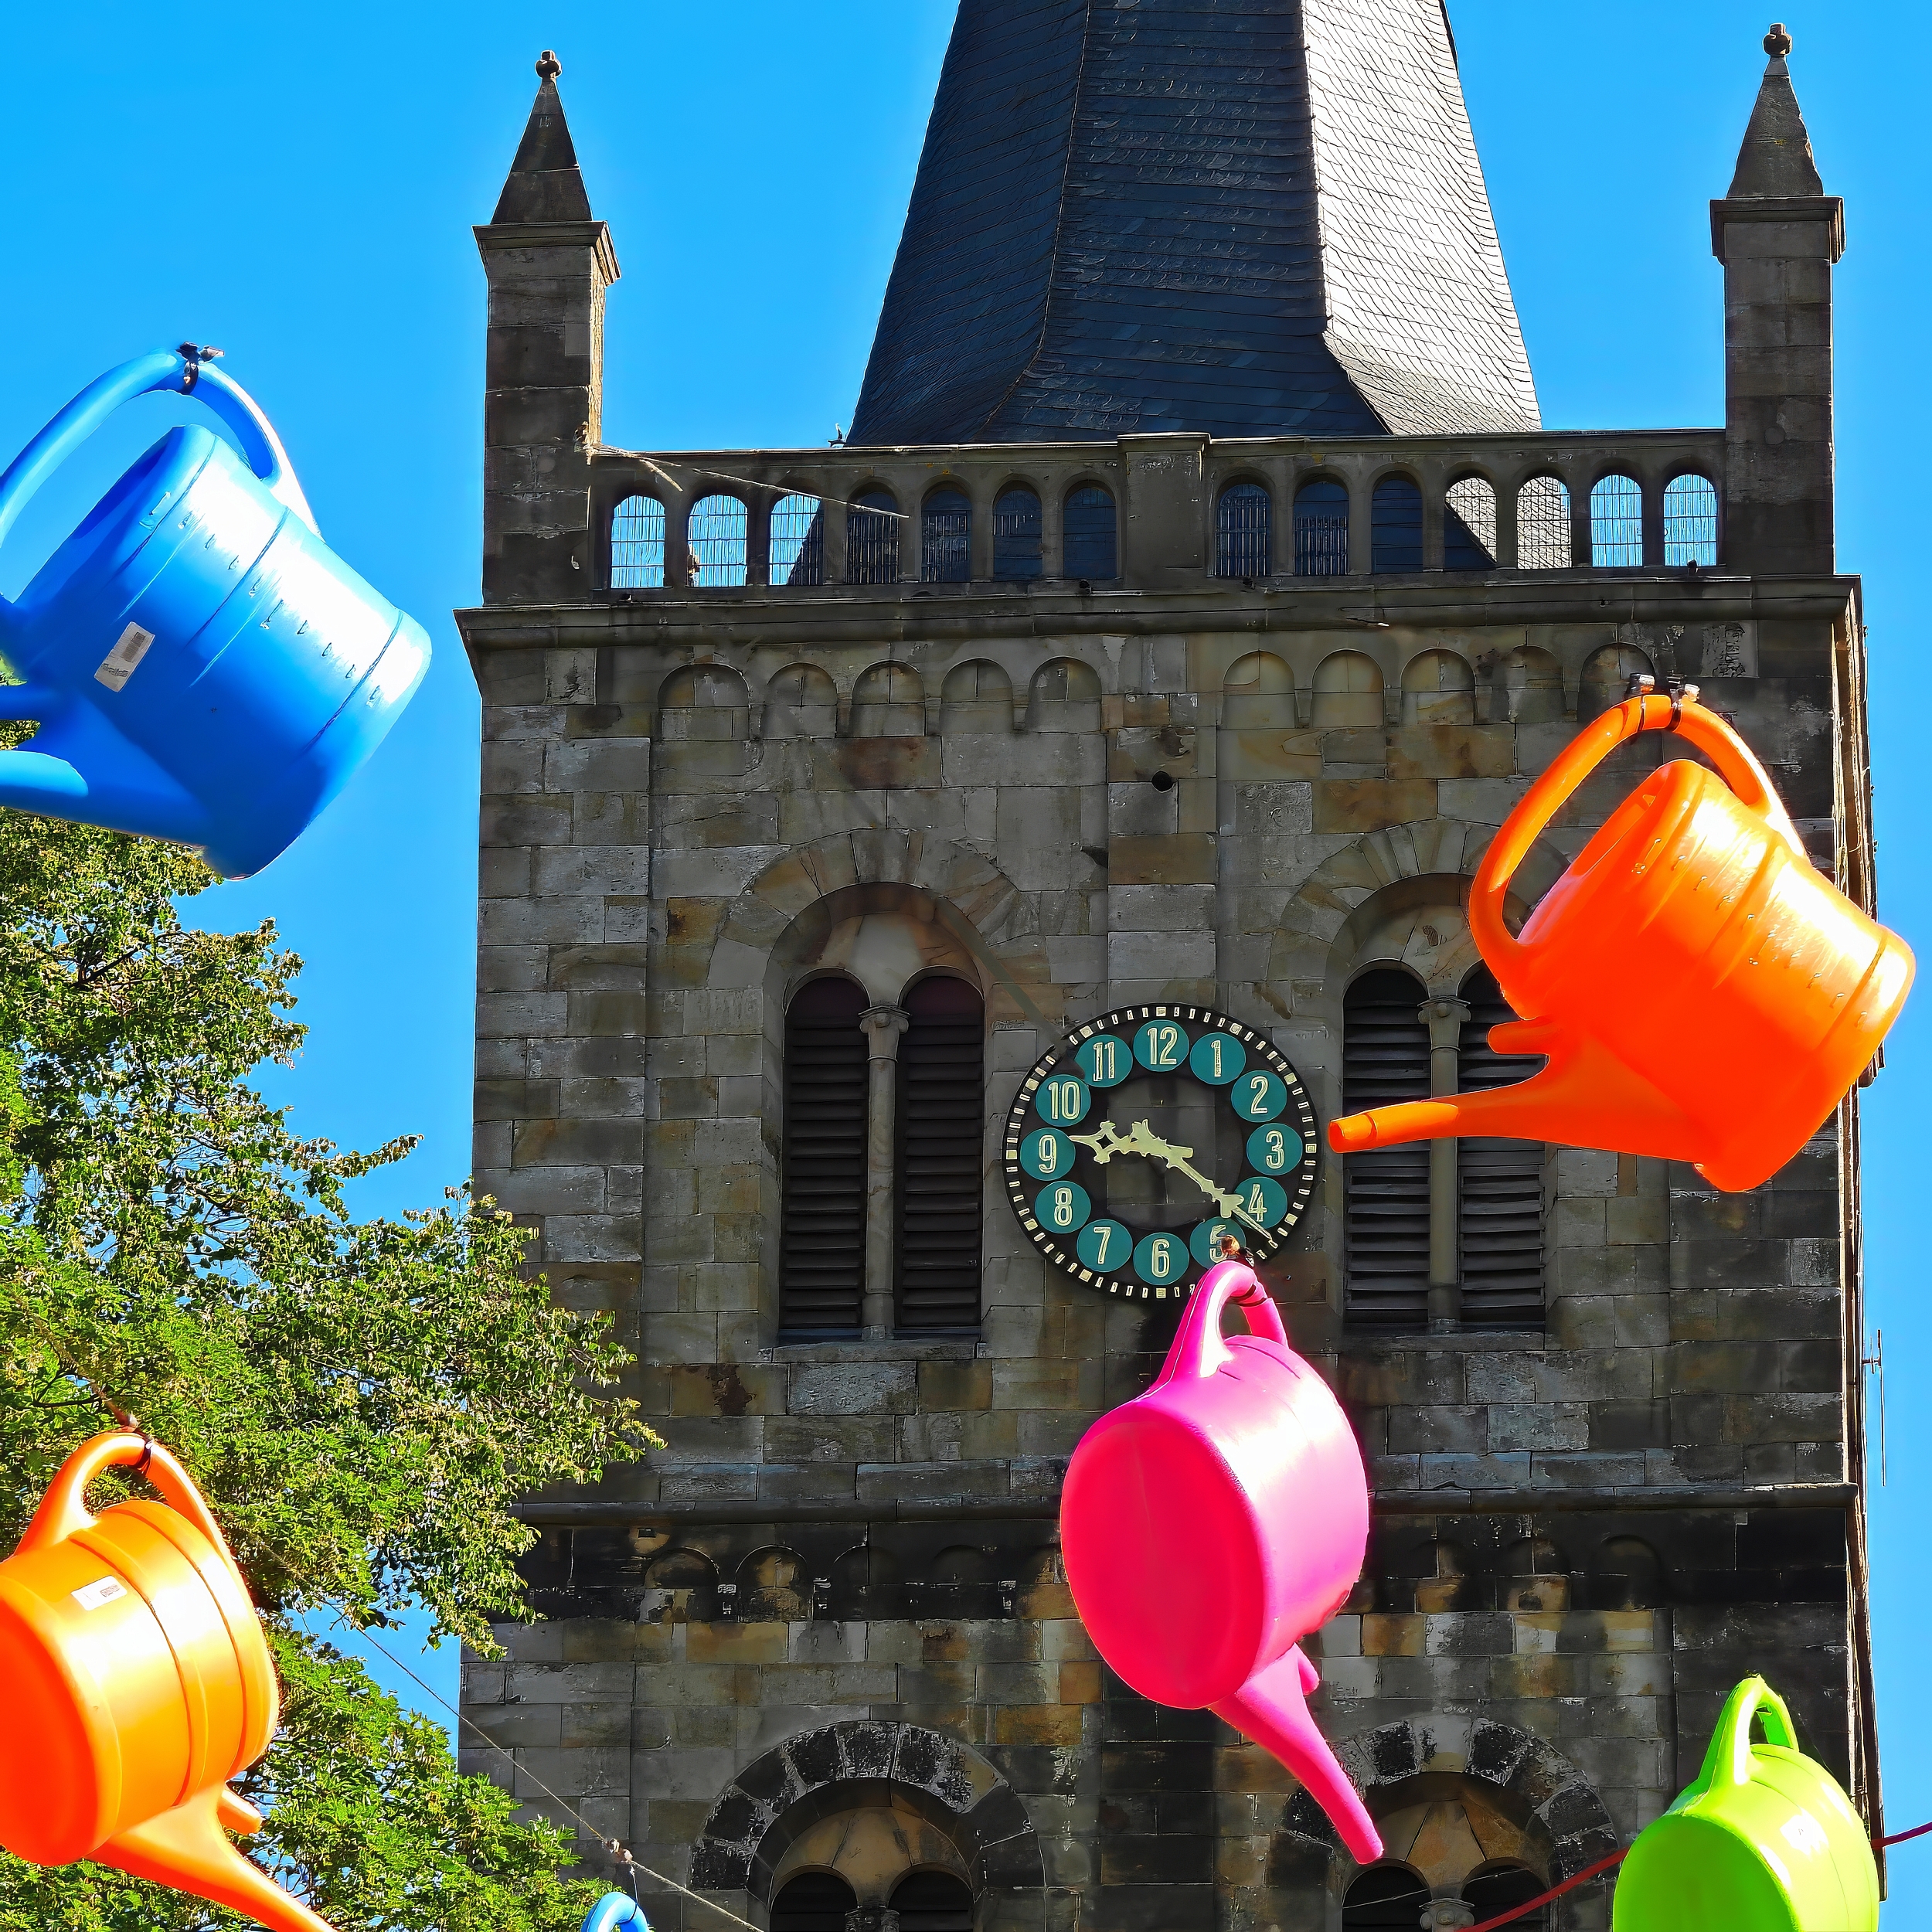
1708, 1674, 1801, 1791
1469, 690, 1807, 977
0, 349, 319, 571
1155, 1257, 1288, 1385
15, 1429, 249, 1589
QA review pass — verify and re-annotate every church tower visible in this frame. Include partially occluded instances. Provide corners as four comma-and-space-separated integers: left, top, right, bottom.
458, 17, 1879, 1930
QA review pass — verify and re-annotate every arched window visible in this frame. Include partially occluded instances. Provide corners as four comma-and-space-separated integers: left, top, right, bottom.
611, 494, 665, 588
890, 1869, 975, 1932
1400, 649, 1475, 726
1458, 965, 1546, 1330
940, 658, 1014, 733
923, 488, 971, 583
1578, 642, 1653, 723
1027, 657, 1103, 730
1217, 481, 1272, 577
1591, 1534, 1665, 1611
1293, 477, 1349, 577
689, 494, 748, 586
896, 975, 985, 1333
847, 488, 900, 584
992, 485, 1043, 580
1516, 475, 1571, 570
764, 663, 838, 739
1310, 651, 1384, 729
772, 1871, 859, 1932
1464, 1866, 1548, 1930
1490, 645, 1565, 726
1371, 476, 1423, 573
1590, 473, 1643, 567
1342, 969, 1431, 1331
1444, 475, 1498, 570
779, 978, 869, 1335
1063, 483, 1117, 580
657, 663, 750, 741
850, 661, 925, 736
1343, 1864, 1429, 1927
771, 492, 825, 587
1664, 473, 1719, 566
1222, 651, 1296, 730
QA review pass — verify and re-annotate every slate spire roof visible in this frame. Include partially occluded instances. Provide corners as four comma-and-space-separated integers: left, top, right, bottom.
492, 51, 594, 223
1727, 23, 1825, 198
847, 0, 1540, 446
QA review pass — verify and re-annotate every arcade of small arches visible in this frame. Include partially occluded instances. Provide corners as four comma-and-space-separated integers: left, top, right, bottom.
603, 466, 1720, 590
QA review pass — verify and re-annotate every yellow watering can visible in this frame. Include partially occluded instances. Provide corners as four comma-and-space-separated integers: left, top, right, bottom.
1613, 1677, 1878, 1931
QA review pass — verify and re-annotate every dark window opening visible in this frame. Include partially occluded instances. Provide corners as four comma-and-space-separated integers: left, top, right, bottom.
1217, 481, 1271, 577
896, 977, 984, 1332
1343, 1865, 1428, 1927
772, 1871, 859, 1932
1063, 484, 1117, 580
779, 978, 868, 1333
923, 488, 971, 583
1444, 475, 1498, 570
1343, 968, 1430, 1331
992, 487, 1042, 580
890, 1869, 975, 1932
1371, 476, 1423, 572
1464, 1866, 1548, 1929
1294, 477, 1349, 577
847, 490, 900, 584
1458, 967, 1546, 1329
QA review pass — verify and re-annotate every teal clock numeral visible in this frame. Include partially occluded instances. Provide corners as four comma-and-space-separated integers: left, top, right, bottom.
1233, 1069, 1288, 1121
1233, 1175, 1290, 1229
1246, 1122, 1307, 1174
1021, 1128, 1076, 1180
1133, 1019, 1191, 1071
1188, 1032, 1247, 1086
1035, 1181, 1092, 1233
1189, 1218, 1244, 1266
1076, 1033, 1131, 1087
1034, 1073, 1091, 1125
1133, 1230, 1191, 1287
1077, 1219, 1131, 1272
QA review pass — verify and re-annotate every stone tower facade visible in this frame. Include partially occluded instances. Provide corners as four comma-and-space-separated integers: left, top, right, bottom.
457, 15, 1879, 1930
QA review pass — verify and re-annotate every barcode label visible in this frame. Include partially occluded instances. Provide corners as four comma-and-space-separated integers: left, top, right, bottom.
95, 624, 155, 692
72, 1576, 128, 1611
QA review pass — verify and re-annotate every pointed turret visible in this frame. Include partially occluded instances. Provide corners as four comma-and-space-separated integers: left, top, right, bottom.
474, 53, 620, 604
1710, 25, 1843, 574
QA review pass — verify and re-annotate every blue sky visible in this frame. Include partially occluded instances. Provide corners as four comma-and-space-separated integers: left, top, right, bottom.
2, 0, 1927, 1914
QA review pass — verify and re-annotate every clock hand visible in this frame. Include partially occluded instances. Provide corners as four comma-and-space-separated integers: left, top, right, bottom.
1072, 1119, 1269, 1233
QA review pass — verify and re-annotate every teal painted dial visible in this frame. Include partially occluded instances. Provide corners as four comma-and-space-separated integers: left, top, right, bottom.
1002, 1003, 1320, 1302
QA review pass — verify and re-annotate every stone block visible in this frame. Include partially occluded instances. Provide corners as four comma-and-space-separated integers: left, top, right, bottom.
1312, 779, 1435, 832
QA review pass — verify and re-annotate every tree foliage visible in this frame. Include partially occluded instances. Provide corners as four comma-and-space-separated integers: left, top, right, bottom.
0, 815, 655, 1930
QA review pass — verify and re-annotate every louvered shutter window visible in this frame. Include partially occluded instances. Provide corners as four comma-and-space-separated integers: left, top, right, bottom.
896, 976, 985, 1331
778, 977, 868, 1333
1343, 969, 1431, 1330
1458, 968, 1547, 1328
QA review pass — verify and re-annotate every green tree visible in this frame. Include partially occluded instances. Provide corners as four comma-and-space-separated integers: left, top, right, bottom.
0, 813, 655, 1930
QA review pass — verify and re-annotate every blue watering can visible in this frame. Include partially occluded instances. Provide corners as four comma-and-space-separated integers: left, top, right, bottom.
581, 1893, 649, 1932
0, 348, 429, 877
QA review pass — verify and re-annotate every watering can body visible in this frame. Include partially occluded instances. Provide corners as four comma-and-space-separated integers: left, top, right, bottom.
583, 1893, 651, 1932
1060, 1260, 1379, 1862
1328, 689, 1913, 1191
1612, 1677, 1878, 1931
0, 1432, 336, 1932
0, 350, 429, 877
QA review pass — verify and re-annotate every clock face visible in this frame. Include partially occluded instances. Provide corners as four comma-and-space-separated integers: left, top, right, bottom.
1002, 1004, 1318, 1302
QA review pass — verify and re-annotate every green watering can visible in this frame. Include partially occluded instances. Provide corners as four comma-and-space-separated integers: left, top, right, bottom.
1614, 1677, 1879, 1931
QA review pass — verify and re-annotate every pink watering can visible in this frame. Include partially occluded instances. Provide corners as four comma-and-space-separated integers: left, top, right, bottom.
1060, 1259, 1379, 1862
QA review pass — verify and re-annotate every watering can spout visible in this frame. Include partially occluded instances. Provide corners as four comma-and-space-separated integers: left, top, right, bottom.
1210, 1647, 1383, 1866
94, 1784, 337, 1932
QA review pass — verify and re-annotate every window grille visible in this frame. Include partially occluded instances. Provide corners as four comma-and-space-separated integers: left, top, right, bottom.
1063, 484, 1117, 579
1590, 474, 1643, 567
771, 1872, 858, 1932
689, 493, 748, 586
1371, 477, 1423, 572
1457, 967, 1546, 1330
1293, 478, 1349, 577
1444, 476, 1498, 570
992, 486, 1043, 580
610, 494, 665, 588
847, 488, 900, 584
1342, 969, 1431, 1331
770, 492, 825, 586
1663, 474, 1719, 566
778, 978, 869, 1333
923, 488, 971, 583
1218, 481, 1272, 577
890, 1872, 975, 1932
896, 976, 984, 1331
1516, 475, 1571, 570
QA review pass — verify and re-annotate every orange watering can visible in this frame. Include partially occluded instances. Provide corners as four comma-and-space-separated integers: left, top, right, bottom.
0, 1432, 336, 1932
1328, 681, 1913, 1191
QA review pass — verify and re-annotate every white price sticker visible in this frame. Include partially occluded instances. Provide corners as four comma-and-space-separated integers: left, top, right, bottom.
95, 623, 155, 692
71, 1576, 128, 1611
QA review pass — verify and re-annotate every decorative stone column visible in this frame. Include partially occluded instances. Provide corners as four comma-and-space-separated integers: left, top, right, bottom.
1420, 997, 1470, 1331
1419, 1901, 1475, 1930
859, 1004, 910, 1337
845, 1909, 900, 1932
